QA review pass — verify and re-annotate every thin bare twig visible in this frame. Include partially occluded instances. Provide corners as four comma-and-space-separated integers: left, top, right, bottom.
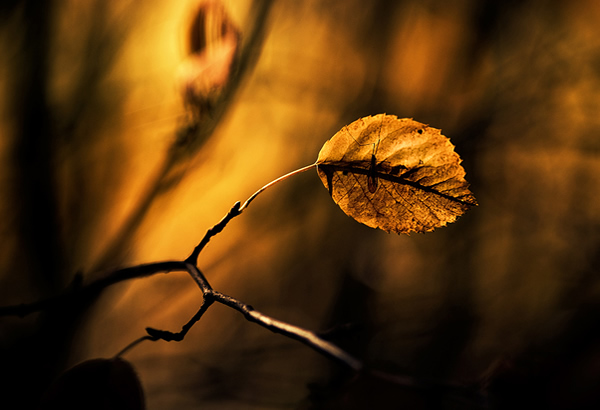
209, 289, 363, 371
185, 202, 241, 265
186, 163, 315, 265
146, 297, 214, 342
139, 264, 363, 371
0, 261, 186, 317
0, 196, 480, 393
115, 335, 156, 358
1, 255, 364, 371
0, 218, 364, 372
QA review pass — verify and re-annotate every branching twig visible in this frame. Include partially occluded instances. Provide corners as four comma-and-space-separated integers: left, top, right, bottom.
1, 256, 364, 371
0, 194, 364, 371
0, 192, 484, 398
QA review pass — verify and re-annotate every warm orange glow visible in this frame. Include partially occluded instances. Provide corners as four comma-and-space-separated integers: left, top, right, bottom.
2, 1, 600, 408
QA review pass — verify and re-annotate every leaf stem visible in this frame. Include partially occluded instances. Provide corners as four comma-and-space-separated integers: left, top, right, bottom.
239, 163, 316, 212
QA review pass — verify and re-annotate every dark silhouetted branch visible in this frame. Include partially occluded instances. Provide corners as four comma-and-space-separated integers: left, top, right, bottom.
0, 261, 186, 317
0, 194, 482, 396
0, 200, 365, 372
185, 201, 241, 265
209, 288, 363, 371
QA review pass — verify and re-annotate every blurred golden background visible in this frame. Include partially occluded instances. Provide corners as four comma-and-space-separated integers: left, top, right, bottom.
1, 0, 600, 408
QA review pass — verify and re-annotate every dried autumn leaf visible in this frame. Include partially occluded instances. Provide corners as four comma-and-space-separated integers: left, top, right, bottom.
316, 114, 477, 234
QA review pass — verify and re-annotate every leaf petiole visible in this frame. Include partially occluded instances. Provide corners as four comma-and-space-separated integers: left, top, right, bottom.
239, 162, 316, 212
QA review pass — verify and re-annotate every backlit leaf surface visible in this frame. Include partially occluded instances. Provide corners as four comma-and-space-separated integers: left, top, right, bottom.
316, 114, 477, 234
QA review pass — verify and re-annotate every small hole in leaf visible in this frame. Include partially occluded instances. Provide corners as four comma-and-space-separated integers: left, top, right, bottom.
342, 170, 349, 176
417, 129, 423, 134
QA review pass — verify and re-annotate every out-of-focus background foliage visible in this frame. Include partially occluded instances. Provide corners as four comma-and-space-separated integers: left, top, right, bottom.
1, 0, 600, 408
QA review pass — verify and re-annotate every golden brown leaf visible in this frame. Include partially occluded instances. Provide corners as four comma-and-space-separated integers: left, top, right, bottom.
316, 114, 477, 234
